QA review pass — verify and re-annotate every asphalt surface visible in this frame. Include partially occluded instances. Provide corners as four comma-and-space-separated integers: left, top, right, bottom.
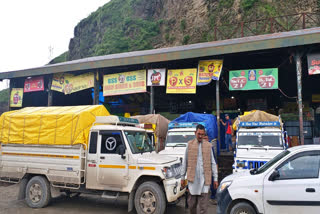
0, 183, 217, 214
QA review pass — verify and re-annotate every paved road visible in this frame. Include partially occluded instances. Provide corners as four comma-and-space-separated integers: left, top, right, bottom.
0, 183, 217, 214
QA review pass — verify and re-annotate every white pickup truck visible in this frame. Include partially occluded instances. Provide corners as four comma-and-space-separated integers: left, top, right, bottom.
159, 122, 205, 161
0, 109, 185, 214
233, 121, 287, 173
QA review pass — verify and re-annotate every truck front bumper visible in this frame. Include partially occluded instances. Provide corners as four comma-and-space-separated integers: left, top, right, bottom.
163, 178, 186, 202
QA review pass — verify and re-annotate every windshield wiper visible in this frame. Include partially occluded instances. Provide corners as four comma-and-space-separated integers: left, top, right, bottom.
173, 144, 187, 148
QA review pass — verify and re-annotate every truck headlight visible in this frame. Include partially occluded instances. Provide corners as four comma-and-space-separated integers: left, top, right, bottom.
162, 167, 175, 178
218, 181, 232, 192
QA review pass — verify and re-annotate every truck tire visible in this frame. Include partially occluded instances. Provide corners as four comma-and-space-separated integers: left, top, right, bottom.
134, 181, 166, 214
25, 176, 51, 208
230, 202, 256, 214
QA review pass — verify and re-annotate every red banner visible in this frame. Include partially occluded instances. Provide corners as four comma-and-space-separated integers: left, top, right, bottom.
24, 76, 44, 93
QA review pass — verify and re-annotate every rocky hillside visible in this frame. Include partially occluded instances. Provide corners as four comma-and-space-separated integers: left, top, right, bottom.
50, 0, 319, 64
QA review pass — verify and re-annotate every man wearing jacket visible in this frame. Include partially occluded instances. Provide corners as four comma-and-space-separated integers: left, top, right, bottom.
181, 124, 219, 214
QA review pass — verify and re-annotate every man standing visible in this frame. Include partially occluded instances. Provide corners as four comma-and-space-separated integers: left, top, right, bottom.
220, 114, 233, 152
181, 124, 219, 214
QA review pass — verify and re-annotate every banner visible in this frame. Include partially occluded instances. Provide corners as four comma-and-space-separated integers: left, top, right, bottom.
10, 88, 23, 107
229, 68, 278, 91
103, 70, 146, 96
166, 69, 197, 94
197, 60, 223, 85
312, 94, 320, 103
51, 73, 69, 93
307, 53, 320, 75
147, 69, 166, 86
24, 76, 44, 92
51, 73, 94, 94
64, 72, 94, 94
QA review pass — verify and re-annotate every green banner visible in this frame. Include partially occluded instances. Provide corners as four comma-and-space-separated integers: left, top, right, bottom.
229, 68, 278, 91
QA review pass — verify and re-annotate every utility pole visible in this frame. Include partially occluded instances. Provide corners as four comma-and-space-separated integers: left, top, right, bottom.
216, 80, 221, 151
294, 51, 304, 145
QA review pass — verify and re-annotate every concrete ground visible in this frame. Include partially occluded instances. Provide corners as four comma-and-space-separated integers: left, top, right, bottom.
0, 183, 217, 214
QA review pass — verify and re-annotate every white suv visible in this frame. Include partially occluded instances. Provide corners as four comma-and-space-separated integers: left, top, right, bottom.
217, 145, 320, 214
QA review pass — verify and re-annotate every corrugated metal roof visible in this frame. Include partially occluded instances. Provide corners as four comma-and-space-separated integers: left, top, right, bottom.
1, 27, 320, 79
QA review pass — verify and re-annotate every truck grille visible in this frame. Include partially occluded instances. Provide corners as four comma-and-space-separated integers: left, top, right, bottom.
248, 160, 267, 169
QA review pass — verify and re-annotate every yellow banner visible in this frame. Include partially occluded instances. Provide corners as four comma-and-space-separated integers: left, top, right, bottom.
103, 70, 146, 96
197, 60, 223, 85
51, 73, 94, 94
64, 73, 94, 94
10, 88, 23, 107
166, 69, 197, 94
51, 73, 70, 93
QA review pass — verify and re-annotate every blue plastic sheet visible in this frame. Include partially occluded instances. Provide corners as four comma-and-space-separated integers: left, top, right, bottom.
171, 112, 218, 141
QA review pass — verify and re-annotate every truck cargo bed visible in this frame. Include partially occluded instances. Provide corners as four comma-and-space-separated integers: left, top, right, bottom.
0, 144, 85, 187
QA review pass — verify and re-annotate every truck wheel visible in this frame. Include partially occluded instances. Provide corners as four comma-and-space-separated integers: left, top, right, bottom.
25, 176, 51, 208
230, 202, 256, 214
134, 181, 166, 214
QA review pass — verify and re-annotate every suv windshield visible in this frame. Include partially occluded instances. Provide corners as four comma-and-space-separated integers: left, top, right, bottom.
238, 132, 283, 147
125, 131, 154, 154
253, 150, 290, 175
166, 131, 194, 147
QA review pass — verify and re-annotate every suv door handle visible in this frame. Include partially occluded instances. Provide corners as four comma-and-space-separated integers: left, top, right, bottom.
306, 188, 315, 193
100, 156, 105, 159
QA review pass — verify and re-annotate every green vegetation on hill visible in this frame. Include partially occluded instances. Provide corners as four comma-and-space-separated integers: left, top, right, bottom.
0, 88, 9, 104
50, 0, 319, 63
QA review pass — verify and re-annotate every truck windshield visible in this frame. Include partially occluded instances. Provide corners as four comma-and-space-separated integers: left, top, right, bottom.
253, 150, 290, 175
238, 133, 283, 147
125, 131, 154, 154
166, 131, 194, 147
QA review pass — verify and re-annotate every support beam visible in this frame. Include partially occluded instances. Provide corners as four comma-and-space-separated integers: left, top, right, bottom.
93, 71, 100, 105
47, 75, 53, 106
216, 80, 221, 151
150, 86, 154, 114
294, 51, 304, 145
8, 80, 13, 111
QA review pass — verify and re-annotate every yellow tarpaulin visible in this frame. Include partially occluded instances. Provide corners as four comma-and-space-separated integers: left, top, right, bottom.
0, 105, 110, 149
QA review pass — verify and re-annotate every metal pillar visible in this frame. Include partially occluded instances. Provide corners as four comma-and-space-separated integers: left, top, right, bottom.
93, 71, 100, 105
8, 79, 13, 111
216, 80, 221, 151
150, 86, 154, 114
47, 75, 53, 106
294, 51, 304, 145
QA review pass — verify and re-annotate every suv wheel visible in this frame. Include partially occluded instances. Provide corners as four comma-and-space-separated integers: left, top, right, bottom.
134, 181, 166, 214
230, 202, 256, 214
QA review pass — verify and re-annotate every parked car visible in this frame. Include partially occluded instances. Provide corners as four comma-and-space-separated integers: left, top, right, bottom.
217, 145, 320, 214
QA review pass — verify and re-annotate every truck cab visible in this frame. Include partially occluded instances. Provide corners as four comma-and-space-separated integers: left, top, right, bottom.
159, 122, 205, 160
85, 116, 185, 213
233, 121, 287, 172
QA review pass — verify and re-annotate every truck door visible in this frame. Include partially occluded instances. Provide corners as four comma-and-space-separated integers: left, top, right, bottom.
263, 151, 320, 214
86, 131, 100, 189
96, 130, 128, 189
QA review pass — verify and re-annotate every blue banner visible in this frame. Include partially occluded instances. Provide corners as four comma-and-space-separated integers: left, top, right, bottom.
239, 121, 281, 127
168, 122, 206, 130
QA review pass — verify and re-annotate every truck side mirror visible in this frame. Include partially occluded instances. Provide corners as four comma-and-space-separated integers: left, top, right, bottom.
268, 170, 280, 181
118, 144, 126, 159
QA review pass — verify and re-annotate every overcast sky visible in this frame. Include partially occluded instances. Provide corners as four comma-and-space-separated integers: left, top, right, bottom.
0, 0, 109, 88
